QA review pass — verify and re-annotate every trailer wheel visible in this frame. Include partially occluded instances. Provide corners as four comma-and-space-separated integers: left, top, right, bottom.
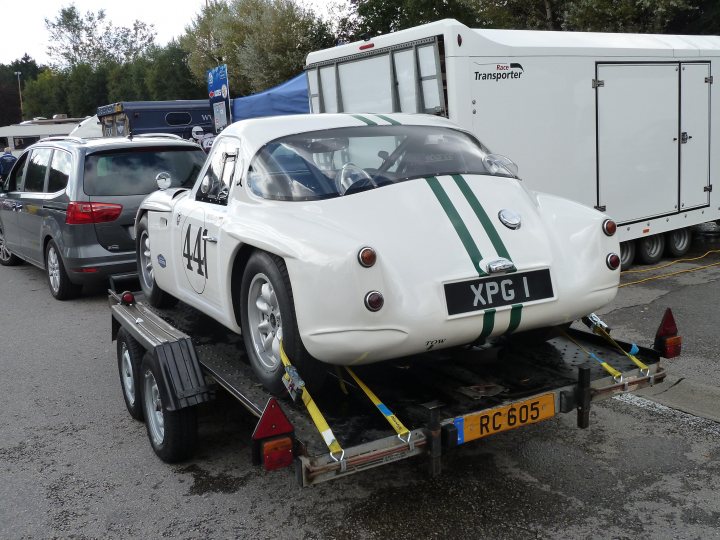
116, 328, 145, 421
620, 240, 636, 270
141, 353, 197, 463
637, 234, 665, 265
665, 228, 692, 258
137, 215, 178, 309
240, 251, 327, 395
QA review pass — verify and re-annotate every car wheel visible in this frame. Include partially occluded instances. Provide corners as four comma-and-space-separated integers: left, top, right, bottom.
665, 228, 692, 258
0, 223, 21, 266
637, 234, 665, 265
137, 215, 177, 308
117, 328, 145, 421
619, 240, 636, 270
141, 353, 197, 463
240, 251, 327, 395
45, 240, 81, 300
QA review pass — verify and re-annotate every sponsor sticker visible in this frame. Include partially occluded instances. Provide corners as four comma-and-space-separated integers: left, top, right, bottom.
474, 62, 524, 82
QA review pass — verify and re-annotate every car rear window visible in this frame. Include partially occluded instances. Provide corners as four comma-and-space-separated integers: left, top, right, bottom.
83, 146, 206, 196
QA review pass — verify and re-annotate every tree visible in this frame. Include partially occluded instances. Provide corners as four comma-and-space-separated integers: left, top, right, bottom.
351, 0, 484, 35
22, 69, 68, 119
145, 42, 206, 100
563, 0, 698, 33
45, 5, 156, 68
65, 64, 110, 117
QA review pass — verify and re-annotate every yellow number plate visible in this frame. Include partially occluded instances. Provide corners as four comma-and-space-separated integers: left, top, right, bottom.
459, 393, 556, 444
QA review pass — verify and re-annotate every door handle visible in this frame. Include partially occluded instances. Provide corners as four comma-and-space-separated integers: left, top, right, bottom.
201, 233, 218, 243
681, 132, 689, 144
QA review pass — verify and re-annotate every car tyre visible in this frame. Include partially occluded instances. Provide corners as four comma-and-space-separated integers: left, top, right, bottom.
117, 328, 145, 421
141, 353, 197, 463
665, 228, 692, 258
240, 251, 327, 395
619, 240, 636, 271
137, 215, 177, 308
45, 239, 81, 300
0, 223, 21, 266
637, 234, 665, 265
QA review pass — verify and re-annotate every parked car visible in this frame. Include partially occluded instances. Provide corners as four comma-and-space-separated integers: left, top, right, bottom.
135, 113, 621, 393
0, 135, 206, 299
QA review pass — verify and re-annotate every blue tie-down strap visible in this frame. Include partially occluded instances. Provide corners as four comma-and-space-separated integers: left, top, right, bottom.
454, 417, 465, 445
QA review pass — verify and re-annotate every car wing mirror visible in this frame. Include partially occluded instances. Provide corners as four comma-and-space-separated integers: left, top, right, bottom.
483, 154, 519, 178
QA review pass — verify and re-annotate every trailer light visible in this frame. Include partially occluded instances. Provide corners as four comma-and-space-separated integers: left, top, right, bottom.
602, 219, 617, 236
606, 253, 620, 270
654, 308, 681, 358
261, 436, 294, 471
359, 43, 374, 51
365, 291, 384, 311
252, 398, 295, 470
121, 291, 135, 305
358, 247, 377, 267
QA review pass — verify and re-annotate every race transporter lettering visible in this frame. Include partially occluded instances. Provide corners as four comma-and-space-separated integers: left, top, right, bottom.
474, 63, 524, 82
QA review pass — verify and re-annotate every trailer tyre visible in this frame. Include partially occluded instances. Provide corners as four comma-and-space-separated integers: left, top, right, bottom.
637, 234, 665, 265
117, 328, 145, 421
141, 353, 197, 463
240, 251, 327, 395
619, 240, 636, 270
137, 215, 178, 308
665, 228, 692, 258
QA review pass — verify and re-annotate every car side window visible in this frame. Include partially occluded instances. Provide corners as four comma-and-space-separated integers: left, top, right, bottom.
24, 148, 52, 193
6, 152, 29, 191
48, 149, 72, 193
196, 139, 239, 205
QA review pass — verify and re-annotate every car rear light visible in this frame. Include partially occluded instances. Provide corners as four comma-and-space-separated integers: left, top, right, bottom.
66, 202, 123, 224
654, 308, 681, 358
606, 253, 620, 270
365, 291, 384, 311
602, 219, 617, 236
252, 398, 295, 471
358, 247, 377, 267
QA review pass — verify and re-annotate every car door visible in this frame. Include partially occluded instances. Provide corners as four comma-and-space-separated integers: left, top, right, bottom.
0, 152, 29, 257
16, 147, 52, 263
173, 137, 240, 313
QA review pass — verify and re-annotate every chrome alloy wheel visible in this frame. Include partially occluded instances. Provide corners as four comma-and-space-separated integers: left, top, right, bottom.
247, 273, 283, 371
120, 342, 136, 406
0, 227, 11, 263
139, 231, 154, 290
47, 245, 61, 293
144, 370, 164, 446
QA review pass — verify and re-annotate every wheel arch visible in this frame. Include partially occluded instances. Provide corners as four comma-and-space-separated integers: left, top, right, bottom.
230, 243, 257, 328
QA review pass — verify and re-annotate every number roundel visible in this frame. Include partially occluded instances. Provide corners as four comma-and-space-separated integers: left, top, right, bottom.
180, 209, 208, 294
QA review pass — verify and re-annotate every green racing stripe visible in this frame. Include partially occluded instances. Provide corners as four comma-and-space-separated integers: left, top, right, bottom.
425, 176, 487, 276
351, 114, 377, 126
374, 114, 401, 125
505, 304, 523, 334
477, 309, 496, 341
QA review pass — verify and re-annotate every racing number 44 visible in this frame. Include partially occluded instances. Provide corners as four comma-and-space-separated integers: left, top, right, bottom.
183, 224, 208, 276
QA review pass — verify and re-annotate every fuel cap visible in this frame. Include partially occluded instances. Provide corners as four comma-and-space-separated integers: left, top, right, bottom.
498, 209, 521, 230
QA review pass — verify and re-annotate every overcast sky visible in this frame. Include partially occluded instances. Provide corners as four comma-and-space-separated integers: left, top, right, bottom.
2, 0, 208, 65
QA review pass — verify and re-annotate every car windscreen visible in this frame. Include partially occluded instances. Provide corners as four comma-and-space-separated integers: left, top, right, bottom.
247, 125, 507, 201
83, 146, 206, 196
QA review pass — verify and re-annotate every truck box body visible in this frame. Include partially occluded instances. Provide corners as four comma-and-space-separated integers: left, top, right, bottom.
305, 20, 720, 242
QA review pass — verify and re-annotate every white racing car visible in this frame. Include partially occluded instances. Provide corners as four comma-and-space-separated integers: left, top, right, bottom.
136, 113, 620, 393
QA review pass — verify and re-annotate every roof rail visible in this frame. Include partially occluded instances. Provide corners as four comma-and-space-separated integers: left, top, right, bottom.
131, 133, 185, 141
39, 135, 87, 144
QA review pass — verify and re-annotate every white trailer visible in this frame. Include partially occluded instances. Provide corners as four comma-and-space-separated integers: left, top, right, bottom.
305, 20, 720, 266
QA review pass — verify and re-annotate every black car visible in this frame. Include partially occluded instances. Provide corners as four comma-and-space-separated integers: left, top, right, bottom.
0, 135, 206, 299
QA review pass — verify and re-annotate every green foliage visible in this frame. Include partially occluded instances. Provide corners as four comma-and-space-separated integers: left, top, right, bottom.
23, 69, 68, 119
145, 42, 206, 100
351, 0, 484, 35
564, 0, 698, 33
65, 64, 110, 117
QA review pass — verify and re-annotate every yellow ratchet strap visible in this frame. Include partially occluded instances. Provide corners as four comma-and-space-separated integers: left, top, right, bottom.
345, 367, 411, 440
279, 344, 344, 459
562, 331, 624, 381
592, 326, 650, 373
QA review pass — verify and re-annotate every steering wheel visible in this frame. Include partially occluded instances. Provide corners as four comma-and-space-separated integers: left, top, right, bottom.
335, 163, 375, 195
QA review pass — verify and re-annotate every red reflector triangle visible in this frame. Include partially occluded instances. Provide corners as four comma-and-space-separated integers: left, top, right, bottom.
252, 398, 294, 440
655, 308, 678, 338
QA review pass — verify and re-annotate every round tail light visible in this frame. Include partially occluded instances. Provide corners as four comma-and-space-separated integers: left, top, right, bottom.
364, 291, 384, 311
602, 219, 617, 236
358, 247, 377, 267
606, 253, 621, 270
121, 291, 135, 305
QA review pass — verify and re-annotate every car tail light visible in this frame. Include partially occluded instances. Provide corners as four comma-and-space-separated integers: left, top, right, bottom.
602, 219, 617, 236
66, 202, 123, 224
365, 291, 384, 311
606, 253, 620, 270
358, 247, 377, 267
252, 398, 295, 471
654, 308, 681, 358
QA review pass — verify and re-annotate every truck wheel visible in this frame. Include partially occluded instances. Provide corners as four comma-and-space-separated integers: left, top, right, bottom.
619, 240, 636, 270
0, 224, 21, 266
637, 235, 665, 265
116, 328, 145, 421
665, 228, 692, 258
137, 215, 177, 308
141, 353, 197, 463
45, 240, 82, 300
240, 251, 327, 395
